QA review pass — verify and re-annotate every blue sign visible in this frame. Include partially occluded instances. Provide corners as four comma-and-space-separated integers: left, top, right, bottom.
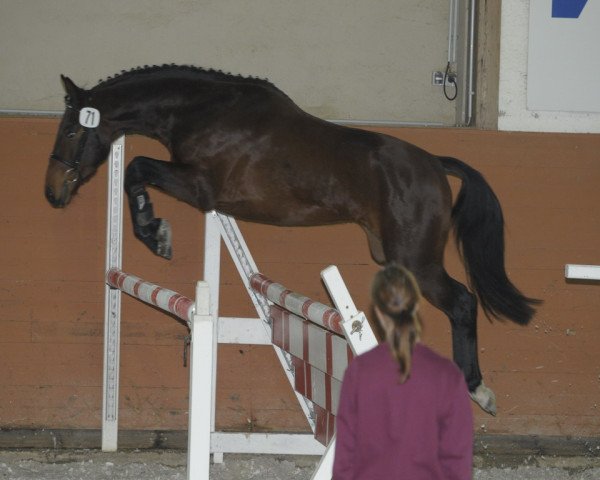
552, 0, 588, 18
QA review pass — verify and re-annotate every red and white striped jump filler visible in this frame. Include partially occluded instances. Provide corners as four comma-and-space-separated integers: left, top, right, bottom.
249, 272, 369, 448
106, 268, 195, 326
272, 305, 346, 428
271, 306, 352, 383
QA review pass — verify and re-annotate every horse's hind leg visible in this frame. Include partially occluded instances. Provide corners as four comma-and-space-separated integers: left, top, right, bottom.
124, 156, 214, 259
413, 264, 496, 415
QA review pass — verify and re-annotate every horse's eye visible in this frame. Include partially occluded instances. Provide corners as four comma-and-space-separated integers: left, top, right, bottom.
66, 132, 76, 139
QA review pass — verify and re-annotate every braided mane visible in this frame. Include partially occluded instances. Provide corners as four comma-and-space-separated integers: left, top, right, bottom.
92, 64, 280, 92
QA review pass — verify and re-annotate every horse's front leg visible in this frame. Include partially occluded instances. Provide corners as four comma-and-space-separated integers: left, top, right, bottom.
124, 156, 213, 259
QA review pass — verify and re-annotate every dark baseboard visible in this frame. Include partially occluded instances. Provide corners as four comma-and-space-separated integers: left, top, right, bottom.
1, 428, 599, 457
474, 433, 600, 457
0, 429, 186, 450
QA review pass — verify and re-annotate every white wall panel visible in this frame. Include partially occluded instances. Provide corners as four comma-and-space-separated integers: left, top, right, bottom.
499, 0, 600, 132
528, 0, 600, 113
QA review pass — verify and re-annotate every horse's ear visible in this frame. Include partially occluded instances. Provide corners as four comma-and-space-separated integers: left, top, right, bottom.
60, 75, 83, 104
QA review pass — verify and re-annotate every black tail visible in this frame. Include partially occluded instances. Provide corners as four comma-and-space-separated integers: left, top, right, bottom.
440, 156, 540, 325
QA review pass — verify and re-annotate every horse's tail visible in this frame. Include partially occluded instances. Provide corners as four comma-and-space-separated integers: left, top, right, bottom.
439, 156, 540, 325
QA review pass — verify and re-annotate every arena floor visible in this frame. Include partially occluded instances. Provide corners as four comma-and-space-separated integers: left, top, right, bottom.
1, 449, 600, 479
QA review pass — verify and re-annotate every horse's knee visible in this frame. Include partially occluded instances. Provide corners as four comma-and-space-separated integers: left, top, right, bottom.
124, 156, 150, 190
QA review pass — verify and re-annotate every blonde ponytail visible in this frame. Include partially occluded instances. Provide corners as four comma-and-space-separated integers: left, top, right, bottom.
371, 264, 422, 383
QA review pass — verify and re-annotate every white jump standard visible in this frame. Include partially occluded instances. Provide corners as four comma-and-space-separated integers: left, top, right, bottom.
105, 268, 214, 480
104, 265, 375, 479
101, 136, 378, 480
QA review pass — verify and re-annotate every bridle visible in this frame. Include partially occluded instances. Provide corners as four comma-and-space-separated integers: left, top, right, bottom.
50, 134, 90, 184
49, 103, 99, 183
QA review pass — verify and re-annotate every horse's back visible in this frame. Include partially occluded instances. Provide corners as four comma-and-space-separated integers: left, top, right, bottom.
169, 80, 452, 233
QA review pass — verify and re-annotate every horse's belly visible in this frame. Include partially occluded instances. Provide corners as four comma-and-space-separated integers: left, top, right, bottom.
216, 200, 348, 227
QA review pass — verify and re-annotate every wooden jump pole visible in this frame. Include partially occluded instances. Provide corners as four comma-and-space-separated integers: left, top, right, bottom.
106, 268, 195, 325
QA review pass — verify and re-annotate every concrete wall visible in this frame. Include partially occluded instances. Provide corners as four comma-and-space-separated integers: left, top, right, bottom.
0, 0, 458, 124
1, 117, 599, 442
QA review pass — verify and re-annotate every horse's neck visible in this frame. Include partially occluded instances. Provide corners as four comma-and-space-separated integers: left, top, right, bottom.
98, 77, 249, 143
101, 87, 182, 144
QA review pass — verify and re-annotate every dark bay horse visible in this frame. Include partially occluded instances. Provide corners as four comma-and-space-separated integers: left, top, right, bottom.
45, 65, 539, 414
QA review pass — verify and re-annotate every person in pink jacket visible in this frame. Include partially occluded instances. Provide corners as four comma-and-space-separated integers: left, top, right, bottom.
333, 264, 473, 480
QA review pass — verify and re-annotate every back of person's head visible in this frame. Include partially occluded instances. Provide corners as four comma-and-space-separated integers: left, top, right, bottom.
371, 264, 422, 383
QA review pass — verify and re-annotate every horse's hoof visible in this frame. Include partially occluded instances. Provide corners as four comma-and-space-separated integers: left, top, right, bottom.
156, 219, 172, 259
470, 382, 497, 416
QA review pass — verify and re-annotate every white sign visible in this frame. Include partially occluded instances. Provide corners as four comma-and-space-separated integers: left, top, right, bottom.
528, 0, 600, 113
79, 107, 101, 128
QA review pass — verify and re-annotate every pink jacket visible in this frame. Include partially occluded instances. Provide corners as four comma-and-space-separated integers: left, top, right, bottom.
333, 342, 473, 480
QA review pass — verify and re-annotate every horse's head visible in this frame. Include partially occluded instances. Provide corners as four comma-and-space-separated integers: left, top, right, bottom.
45, 76, 112, 208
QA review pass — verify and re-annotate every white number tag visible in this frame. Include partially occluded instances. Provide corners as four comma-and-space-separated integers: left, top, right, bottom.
79, 107, 101, 128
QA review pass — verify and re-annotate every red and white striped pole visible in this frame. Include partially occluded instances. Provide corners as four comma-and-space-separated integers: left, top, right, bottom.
250, 273, 344, 335
106, 268, 195, 325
